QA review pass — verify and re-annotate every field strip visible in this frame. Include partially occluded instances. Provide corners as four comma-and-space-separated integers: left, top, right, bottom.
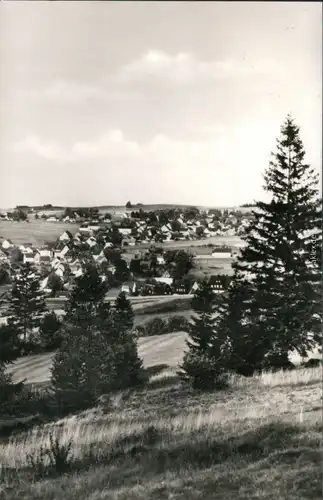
7, 331, 189, 385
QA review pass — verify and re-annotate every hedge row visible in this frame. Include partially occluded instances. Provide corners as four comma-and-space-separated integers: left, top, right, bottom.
135, 315, 190, 337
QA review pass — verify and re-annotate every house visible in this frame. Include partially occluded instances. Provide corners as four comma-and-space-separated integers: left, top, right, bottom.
154, 277, 173, 287
209, 275, 232, 291
73, 268, 83, 278
119, 228, 132, 236
69, 258, 80, 271
209, 275, 225, 291
86, 237, 97, 248
40, 276, 51, 294
93, 251, 106, 264
157, 255, 165, 266
161, 225, 171, 234
47, 216, 59, 222
34, 248, 53, 265
190, 281, 200, 294
1, 239, 14, 250
53, 262, 66, 278
59, 231, 73, 242
163, 270, 171, 278
19, 244, 32, 254
121, 279, 136, 295
0, 249, 8, 262
211, 248, 232, 259
121, 236, 136, 247
79, 227, 93, 235
104, 242, 114, 249
23, 251, 36, 264
173, 282, 188, 294
58, 245, 71, 259
107, 264, 116, 275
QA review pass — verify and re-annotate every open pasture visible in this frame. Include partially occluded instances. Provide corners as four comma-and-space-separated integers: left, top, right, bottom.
0, 221, 80, 246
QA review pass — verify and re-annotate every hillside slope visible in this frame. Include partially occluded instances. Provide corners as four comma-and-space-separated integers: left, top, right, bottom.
7, 331, 189, 385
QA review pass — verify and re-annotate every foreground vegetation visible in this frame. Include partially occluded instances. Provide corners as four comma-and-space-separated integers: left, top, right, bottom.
0, 365, 322, 499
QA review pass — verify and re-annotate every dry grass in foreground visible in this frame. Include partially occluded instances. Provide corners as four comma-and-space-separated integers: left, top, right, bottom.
0, 365, 322, 500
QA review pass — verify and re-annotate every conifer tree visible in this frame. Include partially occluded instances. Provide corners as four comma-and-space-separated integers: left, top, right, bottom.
7, 263, 46, 346
38, 311, 63, 351
64, 262, 110, 330
178, 280, 228, 390
186, 280, 218, 354
51, 264, 145, 411
222, 115, 322, 373
112, 291, 145, 389
113, 291, 135, 333
51, 325, 116, 411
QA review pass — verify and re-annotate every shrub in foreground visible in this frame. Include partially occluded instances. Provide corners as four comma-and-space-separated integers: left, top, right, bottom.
178, 351, 230, 391
27, 431, 73, 478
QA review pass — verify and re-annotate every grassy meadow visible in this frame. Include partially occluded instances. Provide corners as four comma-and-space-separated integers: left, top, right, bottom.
0, 221, 80, 246
7, 332, 189, 385
1, 360, 322, 500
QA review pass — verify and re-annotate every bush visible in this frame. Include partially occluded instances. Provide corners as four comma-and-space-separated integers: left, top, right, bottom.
178, 351, 230, 391
167, 315, 190, 332
137, 315, 190, 337
142, 317, 167, 336
38, 312, 63, 351
27, 431, 73, 478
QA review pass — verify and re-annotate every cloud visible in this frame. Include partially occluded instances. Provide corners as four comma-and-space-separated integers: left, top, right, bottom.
12, 128, 231, 167
15, 51, 285, 106
12, 136, 69, 162
10, 126, 274, 206
117, 50, 284, 85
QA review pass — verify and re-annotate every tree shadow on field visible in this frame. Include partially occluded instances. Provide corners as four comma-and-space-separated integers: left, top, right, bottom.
5, 420, 320, 496
82, 420, 312, 490
145, 364, 170, 377
147, 375, 180, 391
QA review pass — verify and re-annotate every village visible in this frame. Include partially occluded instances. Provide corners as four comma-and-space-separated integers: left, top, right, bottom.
0, 205, 250, 299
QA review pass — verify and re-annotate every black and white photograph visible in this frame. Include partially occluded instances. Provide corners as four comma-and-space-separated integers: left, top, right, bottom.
0, 1, 322, 498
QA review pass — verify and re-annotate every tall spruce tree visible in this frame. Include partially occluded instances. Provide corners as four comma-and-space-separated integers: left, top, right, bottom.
7, 263, 46, 345
222, 115, 322, 373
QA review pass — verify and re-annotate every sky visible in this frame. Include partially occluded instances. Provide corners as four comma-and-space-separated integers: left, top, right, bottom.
0, 1, 321, 208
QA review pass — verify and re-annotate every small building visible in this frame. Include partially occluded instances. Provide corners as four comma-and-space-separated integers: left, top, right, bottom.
211, 248, 232, 259
1, 239, 14, 250
0, 248, 8, 262
59, 231, 73, 242
121, 279, 136, 295
157, 255, 165, 266
209, 275, 232, 291
23, 251, 36, 264
154, 277, 173, 287
86, 237, 97, 248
